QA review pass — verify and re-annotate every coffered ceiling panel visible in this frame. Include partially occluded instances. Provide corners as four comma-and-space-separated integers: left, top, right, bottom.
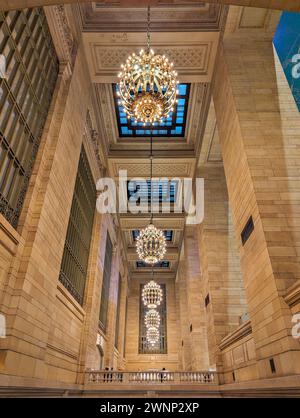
119, 216, 185, 231
83, 31, 220, 83
78, 2, 227, 32
107, 157, 196, 179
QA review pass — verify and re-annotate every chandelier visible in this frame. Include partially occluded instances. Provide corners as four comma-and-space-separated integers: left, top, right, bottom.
117, 6, 178, 125
146, 326, 160, 346
145, 309, 160, 329
136, 224, 166, 265
142, 280, 163, 309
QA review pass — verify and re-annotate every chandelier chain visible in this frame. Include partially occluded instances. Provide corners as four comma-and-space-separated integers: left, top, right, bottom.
147, 6, 151, 53
117, 4, 178, 125
150, 129, 153, 223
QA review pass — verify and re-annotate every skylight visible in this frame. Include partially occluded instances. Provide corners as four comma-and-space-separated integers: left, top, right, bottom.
127, 180, 178, 204
136, 261, 170, 269
113, 83, 190, 137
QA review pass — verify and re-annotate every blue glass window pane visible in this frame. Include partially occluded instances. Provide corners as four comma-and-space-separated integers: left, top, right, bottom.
114, 83, 190, 137
127, 180, 178, 203
179, 84, 187, 95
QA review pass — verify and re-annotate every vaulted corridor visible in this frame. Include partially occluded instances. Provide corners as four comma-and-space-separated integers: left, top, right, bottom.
0, 0, 300, 399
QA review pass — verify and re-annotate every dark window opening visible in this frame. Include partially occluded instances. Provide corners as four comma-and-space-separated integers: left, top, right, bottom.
241, 216, 254, 246
59, 147, 96, 305
270, 358, 276, 374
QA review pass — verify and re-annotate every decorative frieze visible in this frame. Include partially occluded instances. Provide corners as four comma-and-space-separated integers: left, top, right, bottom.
46, 5, 78, 68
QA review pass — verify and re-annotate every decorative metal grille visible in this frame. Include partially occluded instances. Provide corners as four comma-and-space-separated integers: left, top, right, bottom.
0, 9, 59, 227
139, 283, 167, 354
59, 147, 96, 306
99, 232, 113, 331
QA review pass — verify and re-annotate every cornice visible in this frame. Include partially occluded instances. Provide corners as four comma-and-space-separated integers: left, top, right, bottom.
45, 5, 77, 67
219, 320, 252, 351
284, 282, 300, 308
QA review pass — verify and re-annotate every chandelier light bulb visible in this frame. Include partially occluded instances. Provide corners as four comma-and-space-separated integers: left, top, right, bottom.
142, 280, 163, 309
136, 224, 167, 265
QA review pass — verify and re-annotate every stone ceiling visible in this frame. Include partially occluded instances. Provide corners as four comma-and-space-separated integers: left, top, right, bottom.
78, 1, 227, 32
73, 2, 279, 278
73, 1, 229, 278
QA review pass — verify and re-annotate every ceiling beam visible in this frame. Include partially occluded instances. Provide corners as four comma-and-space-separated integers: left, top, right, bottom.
1, 0, 300, 12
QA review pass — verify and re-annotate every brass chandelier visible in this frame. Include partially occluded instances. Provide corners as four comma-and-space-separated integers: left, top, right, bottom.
145, 309, 160, 329
146, 326, 160, 346
142, 280, 163, 309
117, 6, 179, 125
136, 223, 166, 265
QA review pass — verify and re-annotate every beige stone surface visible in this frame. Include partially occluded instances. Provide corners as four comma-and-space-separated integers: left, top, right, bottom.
1, 1, 300, 397
213, 15, 300, 379
197, 165, 247, 373
1, 0, 300, 12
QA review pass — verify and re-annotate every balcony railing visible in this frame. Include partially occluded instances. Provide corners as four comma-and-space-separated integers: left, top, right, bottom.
85, 371, 217, 385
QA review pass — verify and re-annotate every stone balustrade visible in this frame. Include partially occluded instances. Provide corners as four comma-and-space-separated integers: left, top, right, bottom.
85, 371, 217, 385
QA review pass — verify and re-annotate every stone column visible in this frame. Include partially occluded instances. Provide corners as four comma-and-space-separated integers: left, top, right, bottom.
213, 16, 300, 378
116, 273, 129, 370
197, 166, 247, 374
103, 242, 120, 368
76, 211, 104, 382
183, 227, 209, 370
176, 259, 192, 370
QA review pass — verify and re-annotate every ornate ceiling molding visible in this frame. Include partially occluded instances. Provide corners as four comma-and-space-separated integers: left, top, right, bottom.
94, 84, 119, 145
78, 2, 227, 33
127, 247, 178, 261
119, 216, 185, 231
45, 5, 77, 67
83, 31, 220, 83
85, 110, 105, 176
107, 157, 196, 179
